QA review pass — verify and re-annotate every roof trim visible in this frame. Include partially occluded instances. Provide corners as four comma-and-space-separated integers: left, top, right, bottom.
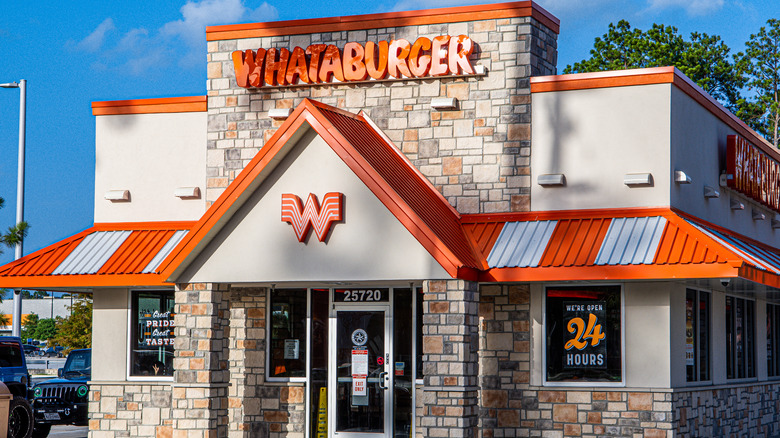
91, 96, 207, 116
0, 221, 195, 289
462, 206, 673, 223
530, 67, 777, 158
480, 263, 741, 283
158, 99, 480, 281
206, 1, 559, 41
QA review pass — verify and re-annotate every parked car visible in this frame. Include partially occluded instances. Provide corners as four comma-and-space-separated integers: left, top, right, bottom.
37, 347, 63, 358
0, 336, 34, 438
21, 345, 38, 356
31, 349, 91, 438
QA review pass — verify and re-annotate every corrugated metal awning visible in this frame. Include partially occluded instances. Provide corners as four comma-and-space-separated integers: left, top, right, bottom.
464, 208, 774, 284
0, 222, 194, 289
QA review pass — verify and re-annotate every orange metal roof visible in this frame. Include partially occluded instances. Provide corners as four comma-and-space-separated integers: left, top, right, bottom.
0, 222, 194, 289
465, 208, 757, 283
158, 99, 483, 281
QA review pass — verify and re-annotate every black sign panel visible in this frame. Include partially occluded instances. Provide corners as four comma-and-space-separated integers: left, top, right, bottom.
562, 301, 607, 370
334, 289, 389, 303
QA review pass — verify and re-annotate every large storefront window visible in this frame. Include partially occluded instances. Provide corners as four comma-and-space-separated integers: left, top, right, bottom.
545, 285, 622, 384
131, 291, 175, 377
685, 289, 710, 382
269, 288, 307, 379
726, 296, 755, 379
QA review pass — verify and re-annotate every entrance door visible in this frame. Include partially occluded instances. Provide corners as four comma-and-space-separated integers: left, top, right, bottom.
329, 305, 391, 438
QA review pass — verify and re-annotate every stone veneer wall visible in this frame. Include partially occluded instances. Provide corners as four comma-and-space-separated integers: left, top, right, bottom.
88, 383, 173, 438
205, 15, 557, 214
673, 384, 780, 437
477, 283, 675, 438
420, 279, 480, 438
227, 287, 305, 438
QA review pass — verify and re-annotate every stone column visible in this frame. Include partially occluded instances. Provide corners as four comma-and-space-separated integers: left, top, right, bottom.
419, 279, 480, 438
171, 283, 231, 438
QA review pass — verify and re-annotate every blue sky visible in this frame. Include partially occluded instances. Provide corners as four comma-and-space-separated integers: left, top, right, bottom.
0, 0, 777, 265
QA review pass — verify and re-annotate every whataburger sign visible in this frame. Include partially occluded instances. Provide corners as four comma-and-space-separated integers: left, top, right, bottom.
232, 35, 476, 88
727, 134, 780, 213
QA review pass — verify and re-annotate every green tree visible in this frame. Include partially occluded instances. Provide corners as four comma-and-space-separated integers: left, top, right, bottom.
21, 313, 39, 340
0, 197, 27, 254
54, 295, 92, 352
736, 19, 780, 147
565, 20, 745, 111
35, 318, 58, 341
19, 290, 48, 299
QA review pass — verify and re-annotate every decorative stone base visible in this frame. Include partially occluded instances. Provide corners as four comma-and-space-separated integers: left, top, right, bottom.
674, 383, 780, 437
88, 382, 173, 438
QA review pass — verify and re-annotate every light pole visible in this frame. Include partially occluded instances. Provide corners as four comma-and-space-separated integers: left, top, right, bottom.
0, 80, 26, 338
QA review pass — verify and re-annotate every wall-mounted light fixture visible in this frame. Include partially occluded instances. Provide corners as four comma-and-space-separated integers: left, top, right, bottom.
268, 108, 292, 119
719, 173, 733, 187
174, 187, 201, 199
537, 174, 565, 186
703, 186, 720, 198
430, 97, 458, 110
674, 170, 691, 184
752, 209, 766, 221
105, 190, 130, 202
624, 173, 653, 186
772, 216, 780, 229
730, 198, 744, 210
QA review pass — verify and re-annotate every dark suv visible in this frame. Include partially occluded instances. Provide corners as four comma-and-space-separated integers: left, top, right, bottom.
0, 336, 34, 438
31, 349, 90, 438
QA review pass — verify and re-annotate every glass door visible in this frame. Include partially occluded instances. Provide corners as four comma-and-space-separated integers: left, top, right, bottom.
329, 306, 391, 438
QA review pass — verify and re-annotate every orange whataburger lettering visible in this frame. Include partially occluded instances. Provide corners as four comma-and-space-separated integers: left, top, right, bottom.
727, 134, 780, 213
281, 193, 343, 242
232, 35, 476, 88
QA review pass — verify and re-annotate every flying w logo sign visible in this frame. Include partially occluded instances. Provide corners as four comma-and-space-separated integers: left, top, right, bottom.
281, 193, 343, 242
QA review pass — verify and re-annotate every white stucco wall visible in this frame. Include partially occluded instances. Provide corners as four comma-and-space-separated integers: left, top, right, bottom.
531, 84, 672, 212
669, 87, 780, 246
94, 112, 207, 223
91, 288, 128, 381
178, 127, 450, 284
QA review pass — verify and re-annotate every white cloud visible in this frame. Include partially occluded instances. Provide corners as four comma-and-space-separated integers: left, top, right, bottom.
78, 0, 279, 75
647, 0, 725, 16
75, 18, 116, 52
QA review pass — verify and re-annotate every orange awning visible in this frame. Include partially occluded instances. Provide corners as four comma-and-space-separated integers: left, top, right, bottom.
0, 222, 194, 290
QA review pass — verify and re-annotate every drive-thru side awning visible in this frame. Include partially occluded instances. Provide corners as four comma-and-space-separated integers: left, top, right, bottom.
0, 222, 193, 289
464, 207, 780, 286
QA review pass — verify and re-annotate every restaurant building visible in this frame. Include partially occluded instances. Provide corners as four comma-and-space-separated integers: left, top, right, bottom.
2, 2, 780, 437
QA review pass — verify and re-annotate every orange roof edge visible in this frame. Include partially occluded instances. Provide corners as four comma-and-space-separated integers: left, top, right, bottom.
158, 98, 481, 281
91, 96, 207, 116
461, 206, 674, 223
206, 1, 559, 40
531, 67, 776, 158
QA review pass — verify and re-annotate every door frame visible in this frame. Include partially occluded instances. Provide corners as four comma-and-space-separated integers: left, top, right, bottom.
328, 300, 394, 438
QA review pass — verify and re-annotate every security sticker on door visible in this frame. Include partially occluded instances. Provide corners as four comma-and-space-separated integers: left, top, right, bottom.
352, 348, 368, 376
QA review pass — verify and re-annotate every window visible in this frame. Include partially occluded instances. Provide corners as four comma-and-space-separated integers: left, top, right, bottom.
726, 296, 755, 379
685, 289, 710, 382
130, 291, 175, 377
545, 285, 622, 383
268, 288, 307, 379
768, 303, 780, 377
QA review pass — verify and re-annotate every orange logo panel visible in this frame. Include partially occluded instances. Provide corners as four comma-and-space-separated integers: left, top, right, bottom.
281, 193, 343, 242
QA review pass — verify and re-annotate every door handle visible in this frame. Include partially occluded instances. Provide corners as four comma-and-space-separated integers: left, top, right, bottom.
378, 371, 389, 390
